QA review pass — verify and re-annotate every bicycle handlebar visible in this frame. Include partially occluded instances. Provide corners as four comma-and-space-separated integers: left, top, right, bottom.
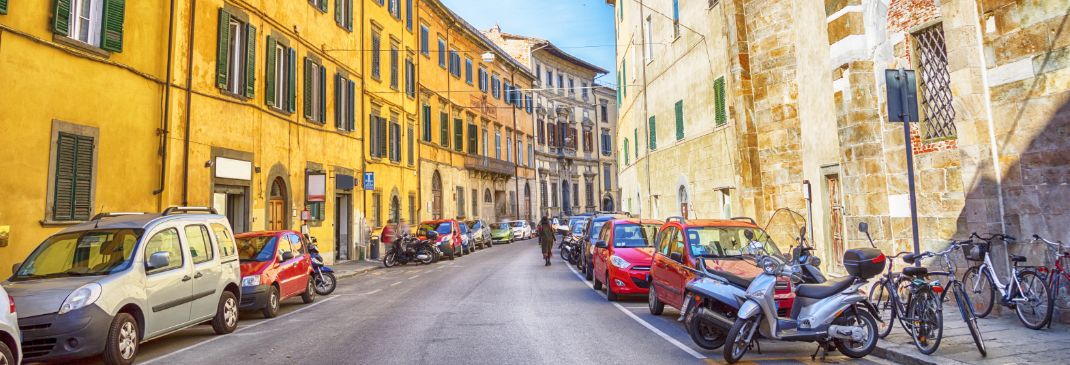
971, 232, 1016, 242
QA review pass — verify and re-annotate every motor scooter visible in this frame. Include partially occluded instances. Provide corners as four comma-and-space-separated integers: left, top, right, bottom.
306, 236, 337, 296
384, 232, 436, 267
720, 231, 885, 363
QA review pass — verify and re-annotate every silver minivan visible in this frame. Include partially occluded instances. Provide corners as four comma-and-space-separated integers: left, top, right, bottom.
3, 207, 242, 365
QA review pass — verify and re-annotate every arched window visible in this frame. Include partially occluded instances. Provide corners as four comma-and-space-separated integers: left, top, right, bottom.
484, 188, 493, 203
389, 195, 401, 224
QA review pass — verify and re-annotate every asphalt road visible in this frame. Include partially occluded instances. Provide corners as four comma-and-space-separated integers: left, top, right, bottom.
61, 238, 893, 365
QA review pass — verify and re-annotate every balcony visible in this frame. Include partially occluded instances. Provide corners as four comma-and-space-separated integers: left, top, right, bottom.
464, 155, 516, 177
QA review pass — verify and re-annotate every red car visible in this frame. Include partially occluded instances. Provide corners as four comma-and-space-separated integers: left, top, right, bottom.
592, 219, 663, 301
648, 218, 794, 316
418, 220, 463, 260
235, 230, 315, 318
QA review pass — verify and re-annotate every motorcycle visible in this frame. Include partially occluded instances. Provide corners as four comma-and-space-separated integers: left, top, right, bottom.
306, 237, 337, 296
720, 227, 885, 363
384, 232, 437, 267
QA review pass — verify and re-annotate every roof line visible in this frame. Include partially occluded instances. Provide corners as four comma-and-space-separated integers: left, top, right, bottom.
423, 0, 535, 80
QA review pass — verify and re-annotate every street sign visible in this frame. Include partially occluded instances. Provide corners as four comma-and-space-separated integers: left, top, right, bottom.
885, 69, 919, 123
363, 172, 374, 191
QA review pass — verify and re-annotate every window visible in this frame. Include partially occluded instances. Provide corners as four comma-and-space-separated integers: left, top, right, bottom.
405, 0, 413, 31
583, 130, 592, 152
467, 124, 478, 154
144, 228, 183, 274
211, 223, 238, 258
57, 0, 127, 51
408, 195, 416, 224
49, 130, 96, 222
674, 100, 684, 140
389, 117, 401, 162
185, 225, 214, 264
645, 16, 654, 61
672, 0, 680, 37
601, 132, 612, 155
334, 74, 356, 131
535, 64, 541, 80
216, 9, 254, 98
420, 25, 429, 56
449, 50, 461, 78
494, 128, 501, 159
482, 127, 488, 156
527, 138, 534, 167
568, 78, 575, 96
407, 124, 414, 165
600, 102, 608, 123
371, 30, 381, 80
369, 112, 388, 158
465, 58, 473, 84
421, 105, 432, 142
491, 74, 501, 99
582, 82, 589, 100
335, 0, 353, 30
266, 39, 296, 112
557, 75, 564, 94
546, 70, 553, 86
586, 182, 594, 207
914, 23, 957, 140
439, 111, 449, 147
456, 187, 466, 217
526, 94, 534, 114
573, 183, 579, 206
551, 183, 558, 207
506, 133, 513, 162
517, 138, 523, 164
540, 182, 548, 208
405, 57, 415, 97
389, 42, 399, 89
309, 0, 327, 12
371, 192, 382, 228
503, 82, 512, 104
537, 120, 545, 144
603, 164, 612, 188
387, 0, 401, 19
287, 233, 305, 255
478, 66, 488, 92
303, 58, 327, 123
437, 38, 446, 68
714, 77, 726, 125
453, 118, 464, 152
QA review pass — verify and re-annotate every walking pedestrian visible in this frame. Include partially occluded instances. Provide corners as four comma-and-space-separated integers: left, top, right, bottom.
537, 217, 555, 266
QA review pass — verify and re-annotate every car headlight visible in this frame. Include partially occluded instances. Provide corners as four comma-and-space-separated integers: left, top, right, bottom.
59, 283, 102, 315
610, 255, 631, 269
241, 275, 261, 287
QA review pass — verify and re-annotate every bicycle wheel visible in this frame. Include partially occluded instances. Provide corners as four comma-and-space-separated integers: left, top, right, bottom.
907, 289, 942, 354
947, 282, 986, 357
1014, 270, 1052, 330
894, 276, 915, 336
963, 266, 995, 318
868, 279, 895, 338
1051, 273, 1070, 311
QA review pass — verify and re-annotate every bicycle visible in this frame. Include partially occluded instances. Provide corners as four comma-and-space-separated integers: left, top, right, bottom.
859, 226, 940, 354
961, 233, 1052, 330
1032, 234, 1070, 327
867, 251, 915, 338
903, 242, 987, 356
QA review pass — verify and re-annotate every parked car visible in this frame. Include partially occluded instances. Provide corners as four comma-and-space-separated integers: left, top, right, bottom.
552, 217, 569, 235
591, 219, 663, 301
235, 230, 315, 318
458, 223, 473, 254
647, 218, 794, 317
579, 213, 630, 280
508, 220, 532, 240
490, 223, 514, 244
0, 285, 21, 365
465, 219, 491, 249
418, 220, 462, 260
3, 208, 241, 365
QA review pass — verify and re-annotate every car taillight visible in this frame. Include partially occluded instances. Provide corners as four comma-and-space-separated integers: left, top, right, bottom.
8, 295, 14, 314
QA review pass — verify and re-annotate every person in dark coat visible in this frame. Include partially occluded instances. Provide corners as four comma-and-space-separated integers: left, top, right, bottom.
537, 217, 555, 266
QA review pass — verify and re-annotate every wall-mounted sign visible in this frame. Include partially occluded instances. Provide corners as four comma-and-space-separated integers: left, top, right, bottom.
336, 174, 355, 191
307, 173, 327, 202
363, 172, 375, 191
215, 157, 252, 180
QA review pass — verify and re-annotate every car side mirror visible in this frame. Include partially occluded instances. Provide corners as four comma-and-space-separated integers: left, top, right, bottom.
11, 262, 22, 275
281, 251, 294, 261
858, 222, 868, 233
595, 240, 608, 249
669, 252, 683, 263
146, 252, 171, 270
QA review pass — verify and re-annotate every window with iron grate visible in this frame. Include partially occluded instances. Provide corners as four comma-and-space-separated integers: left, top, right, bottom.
913, 24, 957, 140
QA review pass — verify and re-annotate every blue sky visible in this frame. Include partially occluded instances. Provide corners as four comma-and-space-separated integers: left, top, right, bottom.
441, 0, 618, 88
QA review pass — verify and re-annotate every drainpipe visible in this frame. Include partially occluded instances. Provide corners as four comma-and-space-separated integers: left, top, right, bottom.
510, 69, 521, 220
359, 0, 368, 258
181, 0, 198, 206
155, 0, 179, 208
637, 0, 653, 218
414, 1, 422, 225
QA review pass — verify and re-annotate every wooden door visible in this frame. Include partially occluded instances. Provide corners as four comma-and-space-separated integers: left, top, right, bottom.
826, 174, 845, 269
268, 200, 285, 230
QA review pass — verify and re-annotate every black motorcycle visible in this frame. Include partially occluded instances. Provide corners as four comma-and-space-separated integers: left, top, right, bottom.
559, 234, 581, 265
307, 237, 337, 295
383, 232, 436, 267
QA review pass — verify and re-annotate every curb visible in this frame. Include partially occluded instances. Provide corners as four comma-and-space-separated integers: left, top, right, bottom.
334, 265, 381, 280
872, 341, 971, 365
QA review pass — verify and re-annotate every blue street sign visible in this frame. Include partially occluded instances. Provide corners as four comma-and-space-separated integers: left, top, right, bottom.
885, 69, 919, 123
363, 172, 374, 191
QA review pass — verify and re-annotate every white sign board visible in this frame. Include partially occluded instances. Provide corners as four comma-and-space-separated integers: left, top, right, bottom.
307, 173, 327, 202
214, 157, 252, 181
888, 194, 911, 218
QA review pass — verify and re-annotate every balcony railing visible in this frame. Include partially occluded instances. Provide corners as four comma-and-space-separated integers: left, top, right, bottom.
464, 155, 516, 176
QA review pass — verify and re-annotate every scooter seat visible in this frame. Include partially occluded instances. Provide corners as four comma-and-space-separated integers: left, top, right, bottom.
795, 276, 854, 299
711, 270, 753, 289
1009, 255, 1027, 263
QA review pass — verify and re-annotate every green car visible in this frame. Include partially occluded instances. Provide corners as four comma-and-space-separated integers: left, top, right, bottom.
490, 223, 514, 244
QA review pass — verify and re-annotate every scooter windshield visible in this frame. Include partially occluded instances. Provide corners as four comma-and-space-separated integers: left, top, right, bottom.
758, 208, 809, 257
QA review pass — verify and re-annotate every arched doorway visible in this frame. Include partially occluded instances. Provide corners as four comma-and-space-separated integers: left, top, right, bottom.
389, 194, 401, 224
678, 185, 689, 219
523, 183, 532, 220
431, 171, 443, 219
268, 177, 287, 230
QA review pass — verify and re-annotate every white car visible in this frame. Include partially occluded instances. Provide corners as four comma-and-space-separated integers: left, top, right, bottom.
508, 220, 532, 240
0, 285, 21, 365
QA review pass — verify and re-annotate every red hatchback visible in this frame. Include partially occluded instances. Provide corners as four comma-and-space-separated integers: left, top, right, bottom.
418, 220, 463, 260
235, 230, 315, 318
648, 218, 794, 316
591, 219, 663, 301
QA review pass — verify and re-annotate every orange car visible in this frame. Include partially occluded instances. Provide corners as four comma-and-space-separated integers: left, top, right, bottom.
591, 219, 663, 301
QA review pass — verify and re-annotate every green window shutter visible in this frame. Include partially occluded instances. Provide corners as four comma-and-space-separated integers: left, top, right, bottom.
303, 58, 313, 119
623, 139, 629, 165
100, 0, 125, 52
380, 117, 388, 157
215, 9, 230, 89
347, 80, 355, 131
633, 129, 638, 158
288, 48, 297, 112
265, 36, 276, 106
334, 75, 342, 128
621, 62, 626, 97
53, 133, 94, 221
335, 0, 343, 25
675, 100, 684, 140
319, 66, 326, 122
440, 112, 449, 147
648, 116, 656, 150
714, 77, 727, 125
52, 0, 72, 36
0, 0, 8, 14
244, 24, 256, 98
467, 124, 477, 154
320, 0, 328, 12
453, 118, 463, 151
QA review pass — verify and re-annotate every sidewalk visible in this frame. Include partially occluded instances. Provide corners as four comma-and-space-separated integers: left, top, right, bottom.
874, 309, 1070, 365
331, 259, 382, 280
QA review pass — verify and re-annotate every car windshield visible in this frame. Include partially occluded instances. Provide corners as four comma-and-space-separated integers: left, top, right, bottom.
570, 222, 586, 234
466, 221, 481, 230
12, 229, 143, 281
613, 224, 659, 248
236, 235, 278, 262
509, 221, 524, 228
491, 223, 510, 230
459, 224, 469, 234
588, 219, 611, 239
686, 226, 782, 258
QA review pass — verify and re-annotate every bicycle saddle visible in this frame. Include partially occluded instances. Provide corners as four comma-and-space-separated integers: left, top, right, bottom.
1009, 255, 1027, 263
902, 253, 919, 264
903, 266, 928, 277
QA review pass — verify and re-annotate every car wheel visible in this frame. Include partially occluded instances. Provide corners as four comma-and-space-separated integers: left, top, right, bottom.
102, 312, 138, 365
584, 259, 594, 281
262, 285, 281, 318
0, 340, 13, 365
605, 272, 619, 301
211, 291, 239, 334
301, 277, 317, 304
649, 286, 665, 315
593, 272, 604, 291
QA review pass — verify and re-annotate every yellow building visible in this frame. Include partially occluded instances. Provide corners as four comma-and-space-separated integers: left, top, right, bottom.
0, 1, 170, 275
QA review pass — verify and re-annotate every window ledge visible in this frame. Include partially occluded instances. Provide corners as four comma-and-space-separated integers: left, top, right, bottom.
267, 106, 293, 116
53, 35, 110, 58
219, 89, 251, 101
40, 219, 86, 227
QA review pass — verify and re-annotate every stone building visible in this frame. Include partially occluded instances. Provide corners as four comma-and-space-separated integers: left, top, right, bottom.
595, 84, 620, 211
485, 26, 612, 217
607, 0, 1070, 279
